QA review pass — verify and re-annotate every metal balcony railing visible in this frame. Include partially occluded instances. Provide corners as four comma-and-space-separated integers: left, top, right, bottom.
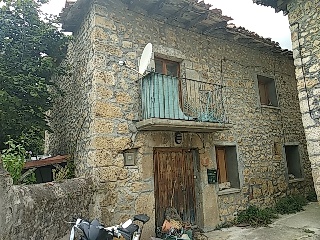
140, 72, 228, 124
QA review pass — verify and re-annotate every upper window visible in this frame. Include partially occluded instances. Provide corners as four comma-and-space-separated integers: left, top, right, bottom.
284, 145, 303, 180
215, 146, 240, 190
155, 57, 180, 77
257, 75, 278, 107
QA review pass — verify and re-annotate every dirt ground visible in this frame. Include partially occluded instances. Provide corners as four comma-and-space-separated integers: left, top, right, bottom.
204, 202, 320, 240
60, 202, 320, 240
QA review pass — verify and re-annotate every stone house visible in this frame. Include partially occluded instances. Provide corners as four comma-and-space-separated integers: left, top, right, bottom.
48, 0, 315, 236
253, 0, 320, 202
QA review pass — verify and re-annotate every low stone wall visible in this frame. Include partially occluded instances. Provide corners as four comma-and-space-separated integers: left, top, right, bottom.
0, 170, 94, 240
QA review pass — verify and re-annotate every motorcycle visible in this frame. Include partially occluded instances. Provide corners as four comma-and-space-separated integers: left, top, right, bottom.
69, 214, 150, 240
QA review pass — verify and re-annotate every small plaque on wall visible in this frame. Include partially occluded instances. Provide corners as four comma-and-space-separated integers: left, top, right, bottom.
123, 149, 137, 166
207, 169, 217, 184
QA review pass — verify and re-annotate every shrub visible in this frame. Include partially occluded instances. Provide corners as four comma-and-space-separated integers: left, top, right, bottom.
52, 157, 75, 182
1, 139, 36, 184
306, 191, 318, 202
274, 195, 307, 214
236, 206, 277, 227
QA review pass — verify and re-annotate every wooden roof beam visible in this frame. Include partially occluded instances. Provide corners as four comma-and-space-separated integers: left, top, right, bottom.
122, 0, 136, 10
185, 11, 209, 29
201, 22, 227, 35
147, 0, 167, 15
166, 2, 191, 22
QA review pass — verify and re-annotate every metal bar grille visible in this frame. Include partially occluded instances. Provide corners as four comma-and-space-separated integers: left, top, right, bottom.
140, 72, 228, 123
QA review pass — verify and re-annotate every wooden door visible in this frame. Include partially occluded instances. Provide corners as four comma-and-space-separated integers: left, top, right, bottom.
154, 148, 196, 228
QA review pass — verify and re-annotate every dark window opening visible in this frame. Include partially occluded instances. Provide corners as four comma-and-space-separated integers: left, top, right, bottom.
285, 145, 303, 179
155, 57, 180, 77
215, 146, 240, 189
258, 75, 278, 107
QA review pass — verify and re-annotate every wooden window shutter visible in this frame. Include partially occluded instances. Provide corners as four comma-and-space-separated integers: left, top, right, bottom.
216, 147, 227, 183
258, 81, 269, 105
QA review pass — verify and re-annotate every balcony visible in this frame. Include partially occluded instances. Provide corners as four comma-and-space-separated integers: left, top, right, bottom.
136, 72, 232, 132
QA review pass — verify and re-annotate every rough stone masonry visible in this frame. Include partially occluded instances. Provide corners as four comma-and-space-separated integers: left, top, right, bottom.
287, 0, 320, 203
48, 0, 315, 237
253, 0, 320, 204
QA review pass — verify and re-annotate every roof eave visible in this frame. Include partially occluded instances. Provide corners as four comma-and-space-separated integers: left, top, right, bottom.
252, 0, 290, 14
59, 0, 292, 56
60, 0, 91, 32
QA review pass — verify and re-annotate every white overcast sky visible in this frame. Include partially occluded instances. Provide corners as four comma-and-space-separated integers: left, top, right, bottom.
41, 0, 292, 50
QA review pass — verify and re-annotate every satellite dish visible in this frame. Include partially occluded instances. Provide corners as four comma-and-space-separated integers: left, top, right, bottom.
138, 43, 152, 75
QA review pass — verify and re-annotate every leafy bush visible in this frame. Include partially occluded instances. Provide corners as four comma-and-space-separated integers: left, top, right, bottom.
236, 206, 277, 227
274, 195, 307, 214
1, 139, 36, 184
0, 0, 69, 152
306, 191, 318, 202
52, 165, 70, 182
52, 157, 75, 182
66, 158, 75, 179
233, 194, 313, 228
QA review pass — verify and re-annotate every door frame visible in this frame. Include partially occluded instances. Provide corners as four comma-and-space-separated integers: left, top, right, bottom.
153, 147, 201, 229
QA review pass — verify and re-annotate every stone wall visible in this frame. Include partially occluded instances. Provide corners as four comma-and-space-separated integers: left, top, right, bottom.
47, 4, 96, 178
48, 0, 315, 235
287, 0, 320, 201
0, 169, 94, 240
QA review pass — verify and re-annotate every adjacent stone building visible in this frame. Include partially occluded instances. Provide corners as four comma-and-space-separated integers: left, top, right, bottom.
48, 0, 315, 236
253, 0, 320, 202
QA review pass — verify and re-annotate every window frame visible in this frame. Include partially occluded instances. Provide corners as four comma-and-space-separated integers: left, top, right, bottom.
283, 143, 304, 182
257, 75, 279, 107
154, 57, 180, 77
214, 145, 241, 191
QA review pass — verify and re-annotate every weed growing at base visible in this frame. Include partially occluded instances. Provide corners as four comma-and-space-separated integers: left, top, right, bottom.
236, 195, 309, 227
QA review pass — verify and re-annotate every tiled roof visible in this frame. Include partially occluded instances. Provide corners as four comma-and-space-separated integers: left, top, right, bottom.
24, 155, 69, 169
227, 23, 281, 47
60, 0, 292, 56
61, 0, 233, 32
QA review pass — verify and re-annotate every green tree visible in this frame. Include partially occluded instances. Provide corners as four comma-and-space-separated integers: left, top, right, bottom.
0, 0, 68, 153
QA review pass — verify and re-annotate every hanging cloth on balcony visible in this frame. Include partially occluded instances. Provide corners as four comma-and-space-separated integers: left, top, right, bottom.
141, 73, 193, 120
196, 91, 219, 122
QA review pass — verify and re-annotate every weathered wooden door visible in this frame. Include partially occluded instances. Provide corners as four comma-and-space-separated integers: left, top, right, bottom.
154, 148, 197, 228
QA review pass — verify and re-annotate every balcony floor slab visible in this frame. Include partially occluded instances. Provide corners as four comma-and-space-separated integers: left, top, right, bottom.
136, 118, 232, 132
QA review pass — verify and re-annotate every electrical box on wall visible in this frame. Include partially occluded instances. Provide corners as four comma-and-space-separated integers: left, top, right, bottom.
207, 169, 217, 184
123, 150, 137, 166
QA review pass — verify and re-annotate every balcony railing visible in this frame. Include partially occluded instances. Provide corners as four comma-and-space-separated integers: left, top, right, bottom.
140, 72, 228, 124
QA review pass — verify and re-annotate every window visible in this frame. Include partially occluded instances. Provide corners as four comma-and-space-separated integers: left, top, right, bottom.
284, 145, 303, 180
155, 57, 180, 77
215, 146, 240, 189
257, 75, 278, 107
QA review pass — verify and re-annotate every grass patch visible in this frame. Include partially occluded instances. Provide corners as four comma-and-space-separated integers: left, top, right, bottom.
235, 206, 278, 227
274, 195, 307, 214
